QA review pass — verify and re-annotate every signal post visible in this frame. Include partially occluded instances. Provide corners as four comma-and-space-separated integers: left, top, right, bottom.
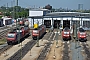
34, 23, 39, 47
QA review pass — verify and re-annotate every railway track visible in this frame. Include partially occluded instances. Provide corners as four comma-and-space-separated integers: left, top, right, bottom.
37, 30, 56, 60
50, 32, 55, 40
0, 30, 8, 39
0, 25, 16, 40
0, 24, 15, 31
0, 45, 13, 55
62, 41, 69, 60
1, 28, 89, 60
42, 32, 52, 40
0, 34, 31, 56
0, 26, 7, 30
82, 42, 90, 60
37, 42, 51, 60
7, 40, 36, 60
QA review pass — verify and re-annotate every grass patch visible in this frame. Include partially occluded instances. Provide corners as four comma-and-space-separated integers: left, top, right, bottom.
0, 38, 7, 45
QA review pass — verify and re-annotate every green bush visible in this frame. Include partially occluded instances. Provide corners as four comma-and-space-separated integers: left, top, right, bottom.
0, 38, 6, 45
0, 16, 2, 18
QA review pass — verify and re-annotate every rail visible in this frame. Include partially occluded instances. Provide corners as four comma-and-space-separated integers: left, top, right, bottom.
82, 42, 90, 60
7, 40, 36, 60
37, 30, 55, 60
0, 45, 12, 55
62, 41, 69, 60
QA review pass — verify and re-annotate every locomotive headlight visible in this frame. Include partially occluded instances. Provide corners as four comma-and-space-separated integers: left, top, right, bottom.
64, 32, 69, 34
64, 35, 69, 36
80, 32, 85, 35
83, 36, 86, 37
80, 35, 86, 37
80, 33, 82, 35
33, 30, 39, 34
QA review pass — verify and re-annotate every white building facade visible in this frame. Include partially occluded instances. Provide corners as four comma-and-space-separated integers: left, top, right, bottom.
28, 9, 51, 27
28, 9, 90, 30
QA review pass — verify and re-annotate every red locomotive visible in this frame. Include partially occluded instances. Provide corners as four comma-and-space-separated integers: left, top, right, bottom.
62, 27, 71, 40
19, 19, 24, 25
15, 18, 25, 26
77, 28, 87, 42
32, 24, 46, 40
6, 20, 30, 45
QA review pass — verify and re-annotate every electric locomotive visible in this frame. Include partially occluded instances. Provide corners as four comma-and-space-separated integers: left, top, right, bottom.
62, 27, 71, 40
6, 19, 30, 45
32, 24, 46, 40
77, 28, 87, 42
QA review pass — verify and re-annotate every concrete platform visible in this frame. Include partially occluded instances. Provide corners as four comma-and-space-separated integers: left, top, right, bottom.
22, 40, 47, 60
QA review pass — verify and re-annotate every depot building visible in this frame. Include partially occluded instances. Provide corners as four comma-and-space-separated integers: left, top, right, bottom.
0, 17, 12, 27
28, 9, 90, 30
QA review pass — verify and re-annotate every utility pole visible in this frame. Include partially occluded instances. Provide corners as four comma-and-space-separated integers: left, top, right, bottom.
12, 0, 15, 19
10, 1, 14, 31
73, 21, 77, 48
11, 1, 13, 18
36, 20, 39, 47
7, 3, 8, 9
17, 0, 22, 59
5, 3, 8, 16
78, 4, 83, 27
16, 0, 18, 30
56, 21, 58, 48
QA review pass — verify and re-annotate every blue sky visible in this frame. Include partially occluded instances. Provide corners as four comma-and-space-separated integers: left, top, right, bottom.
0, 0, 90, 10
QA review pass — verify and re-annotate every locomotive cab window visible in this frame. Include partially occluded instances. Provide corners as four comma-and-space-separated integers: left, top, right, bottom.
7, 34, 15, 38
79, 28, 85, 32
63, 27, 70, 31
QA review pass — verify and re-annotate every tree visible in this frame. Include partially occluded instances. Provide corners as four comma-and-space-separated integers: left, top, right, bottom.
44, 4, 52, 10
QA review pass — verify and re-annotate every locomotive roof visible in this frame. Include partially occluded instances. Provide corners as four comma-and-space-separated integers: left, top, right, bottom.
79, 28, 85, 32
63, 27, 69, 31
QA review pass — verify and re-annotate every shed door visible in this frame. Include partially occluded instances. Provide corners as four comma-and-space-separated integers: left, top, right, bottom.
44, 20, 51, 28
63, 20, 70, 29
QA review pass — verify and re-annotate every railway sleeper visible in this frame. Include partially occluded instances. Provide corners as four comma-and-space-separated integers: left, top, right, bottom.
37, 43, 51, 60
82, 43, 90, 59
63, 56, 69, 60
7, 40, 36, 60
63, 42, 69, 60
86, 58, 90, 60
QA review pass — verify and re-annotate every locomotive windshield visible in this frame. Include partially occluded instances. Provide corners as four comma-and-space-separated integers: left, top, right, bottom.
79, 28, 85, 32
7, 34, 15, 38
63, 27, 69, 31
